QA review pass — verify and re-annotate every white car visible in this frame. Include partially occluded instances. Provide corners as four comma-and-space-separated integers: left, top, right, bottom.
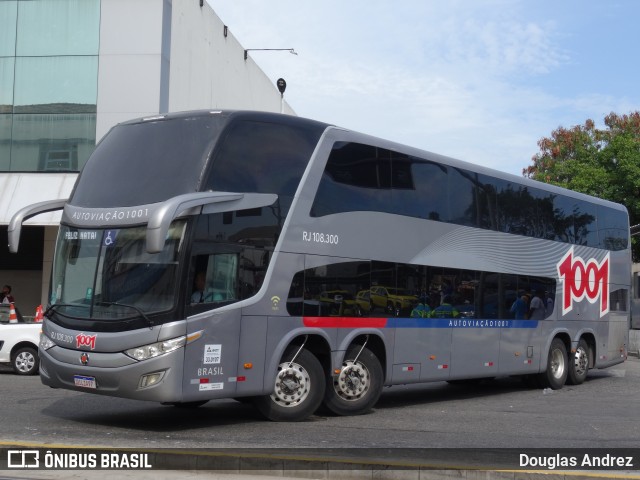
0, 304, 42, 375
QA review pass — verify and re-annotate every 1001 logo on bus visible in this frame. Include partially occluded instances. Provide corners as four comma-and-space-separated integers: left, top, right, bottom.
557, 247, 609, 317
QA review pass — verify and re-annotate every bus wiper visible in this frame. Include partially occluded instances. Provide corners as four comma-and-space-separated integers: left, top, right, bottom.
44, 303, 153, 327
44, 303, 89, 318
95, 301, 155, 327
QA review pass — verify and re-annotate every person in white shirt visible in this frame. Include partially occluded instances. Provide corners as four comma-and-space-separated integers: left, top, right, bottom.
528, 290, 546, 320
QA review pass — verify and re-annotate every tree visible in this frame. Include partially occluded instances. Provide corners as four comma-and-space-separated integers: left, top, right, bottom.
524, 112, 640, 260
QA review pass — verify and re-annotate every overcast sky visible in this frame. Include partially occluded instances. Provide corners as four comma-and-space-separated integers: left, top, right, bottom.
208, 0, 639, 176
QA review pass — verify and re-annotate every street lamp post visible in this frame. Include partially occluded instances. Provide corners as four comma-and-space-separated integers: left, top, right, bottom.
243, 48, 297, 61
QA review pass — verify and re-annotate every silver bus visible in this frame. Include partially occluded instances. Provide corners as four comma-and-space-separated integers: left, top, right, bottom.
9, 110, 631, 421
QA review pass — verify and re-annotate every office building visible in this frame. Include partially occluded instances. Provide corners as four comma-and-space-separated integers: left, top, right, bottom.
0, 0, 294, 314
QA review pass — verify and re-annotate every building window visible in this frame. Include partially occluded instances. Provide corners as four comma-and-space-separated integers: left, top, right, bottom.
0, 0, 100, 173
16, 0, 100, 56
0, 1, 18, 57
10, 114, 96, 171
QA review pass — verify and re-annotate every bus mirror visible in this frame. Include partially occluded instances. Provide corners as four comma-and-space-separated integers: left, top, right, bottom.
8, 199, 67, 253
146, 192, 277, 254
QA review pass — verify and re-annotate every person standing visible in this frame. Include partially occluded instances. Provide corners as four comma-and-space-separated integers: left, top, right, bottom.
1, 285, 15, 304
510, 291, 528, 319
528, 290, 546, 320
545, 290, 554, 314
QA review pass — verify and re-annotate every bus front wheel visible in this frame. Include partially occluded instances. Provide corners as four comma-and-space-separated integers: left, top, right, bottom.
253, 347, 325, 422
566, 338, 590, 385
538, 338, 568, 390
323, 345, 383, 416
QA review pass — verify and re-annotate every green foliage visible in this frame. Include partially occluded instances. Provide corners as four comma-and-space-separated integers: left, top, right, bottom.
524, 112, 640, 260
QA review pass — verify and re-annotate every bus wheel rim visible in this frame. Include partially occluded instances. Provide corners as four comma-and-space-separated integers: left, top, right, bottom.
550, 348, 565, 379
334, 360, 370, 401
271, 362, 310, 407
574, 346, 588, 376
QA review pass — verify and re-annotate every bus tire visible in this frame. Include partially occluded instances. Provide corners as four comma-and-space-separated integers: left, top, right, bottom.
323, 345, 383, 416
538, 338, 568, 390
566, 338, 589, 385
253, 347, 325, 422
12, 346, 39, 375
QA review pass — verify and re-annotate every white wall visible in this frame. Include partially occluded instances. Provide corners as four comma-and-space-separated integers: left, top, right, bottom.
96, 0, 293, 143
168, 0, 294, 114
96, 0, 167, 141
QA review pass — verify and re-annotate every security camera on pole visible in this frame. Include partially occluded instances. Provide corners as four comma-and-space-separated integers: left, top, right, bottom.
277, 78, 286, 114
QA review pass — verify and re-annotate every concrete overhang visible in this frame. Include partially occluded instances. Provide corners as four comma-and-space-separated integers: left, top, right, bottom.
0, 173, 76, 226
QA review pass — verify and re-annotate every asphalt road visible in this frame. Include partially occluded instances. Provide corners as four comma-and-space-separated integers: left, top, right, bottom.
0, 356, 638, 451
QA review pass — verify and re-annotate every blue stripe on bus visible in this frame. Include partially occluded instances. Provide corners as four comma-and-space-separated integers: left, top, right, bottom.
387, 318, 539, 329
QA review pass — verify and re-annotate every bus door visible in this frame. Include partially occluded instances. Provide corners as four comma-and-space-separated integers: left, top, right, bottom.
182, 252, 242, 401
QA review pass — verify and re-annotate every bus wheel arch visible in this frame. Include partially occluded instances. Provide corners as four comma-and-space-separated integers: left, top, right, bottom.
323, 334, 385, 416
538, 335, 570, 390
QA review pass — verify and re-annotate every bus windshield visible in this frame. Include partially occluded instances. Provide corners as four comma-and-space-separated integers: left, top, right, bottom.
51, 222, 186, 320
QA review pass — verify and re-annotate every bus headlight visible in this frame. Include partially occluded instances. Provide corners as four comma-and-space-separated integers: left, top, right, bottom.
40, 334, 55, 351
125, 336, 186, 361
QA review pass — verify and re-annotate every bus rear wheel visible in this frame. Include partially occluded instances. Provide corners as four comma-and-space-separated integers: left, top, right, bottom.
253, 347, 324, 422
323, 345, 383, 416
567, 338, 590, 385
538, 338, 568, 390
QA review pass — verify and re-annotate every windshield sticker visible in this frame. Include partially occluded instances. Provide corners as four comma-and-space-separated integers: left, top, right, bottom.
64, 231, 98, 241
204, 344, 222, 364
103, 230, 118, 247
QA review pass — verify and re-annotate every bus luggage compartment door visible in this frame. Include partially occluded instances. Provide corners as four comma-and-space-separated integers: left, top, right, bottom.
183, 309, 242, 401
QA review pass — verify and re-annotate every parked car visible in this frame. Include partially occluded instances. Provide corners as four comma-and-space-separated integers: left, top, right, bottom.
355, 290, 372, 316
318, 290, 357, 316
0, 304, 41, 375
369, 286, 418, 316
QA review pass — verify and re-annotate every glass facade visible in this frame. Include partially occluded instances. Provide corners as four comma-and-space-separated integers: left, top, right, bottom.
0, 0, 100, 172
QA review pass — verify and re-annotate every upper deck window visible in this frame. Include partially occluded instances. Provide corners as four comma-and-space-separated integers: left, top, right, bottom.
311, 141, 628, 251
204, 119, 323, 206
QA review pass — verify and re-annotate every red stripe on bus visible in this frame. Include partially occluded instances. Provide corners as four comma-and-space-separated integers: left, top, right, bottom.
303, 317, 388, 328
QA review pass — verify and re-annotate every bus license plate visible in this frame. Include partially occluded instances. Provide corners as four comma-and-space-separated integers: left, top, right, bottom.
74, 375, 97, 389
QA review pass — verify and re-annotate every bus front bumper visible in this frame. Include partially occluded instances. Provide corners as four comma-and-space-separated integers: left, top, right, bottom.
39, 345, 185, 403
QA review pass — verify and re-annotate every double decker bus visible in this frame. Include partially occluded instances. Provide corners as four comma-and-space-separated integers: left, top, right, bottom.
9, 110, 630, 421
